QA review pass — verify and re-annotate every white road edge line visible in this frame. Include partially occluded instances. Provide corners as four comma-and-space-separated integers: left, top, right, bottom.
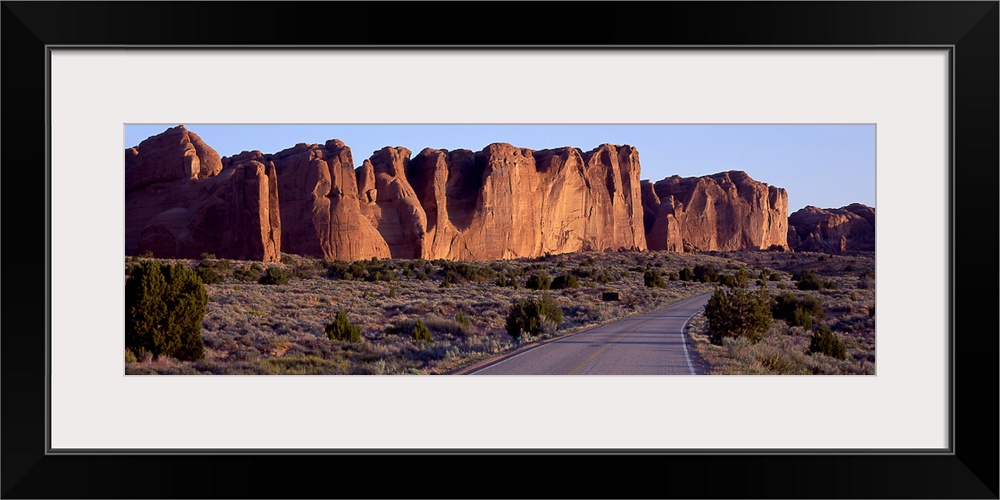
680, 307, 702, 376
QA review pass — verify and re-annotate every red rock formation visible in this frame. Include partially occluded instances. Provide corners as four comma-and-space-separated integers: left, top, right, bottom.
125, 128, 281, 262
355, 147, 428, 259
127, 128, 801, 262
787, 204, 875, 253
125, 125, 222, 194
269, 141, 390, 261
641, 171, 789, 252
405, 143, 647, 260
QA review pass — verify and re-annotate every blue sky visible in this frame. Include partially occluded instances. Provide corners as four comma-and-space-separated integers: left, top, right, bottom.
125, 124, 875, 212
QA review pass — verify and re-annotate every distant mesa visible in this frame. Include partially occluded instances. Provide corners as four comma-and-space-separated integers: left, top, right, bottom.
787, 203, 875, 253
125, 126, 803, 262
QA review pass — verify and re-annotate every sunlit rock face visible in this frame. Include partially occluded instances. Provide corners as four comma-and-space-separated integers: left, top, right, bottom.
641, 171, 790, 252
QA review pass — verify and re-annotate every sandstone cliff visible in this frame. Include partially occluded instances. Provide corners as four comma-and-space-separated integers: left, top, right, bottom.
126, 127, 802, 262
125, 126, 281, 262
268, 141, 391, 261
401, 143, 647, 260
641, 171, 789, 252
356, 147, 428, 259
787, 203, 875, 253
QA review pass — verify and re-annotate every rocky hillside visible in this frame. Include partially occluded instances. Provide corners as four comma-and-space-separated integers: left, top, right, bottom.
125, 127, 799, 262
787, 203, 875, 252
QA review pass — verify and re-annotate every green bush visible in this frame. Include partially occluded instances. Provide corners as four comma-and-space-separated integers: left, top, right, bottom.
595, 268, 615, 284
234, 265, 261, 282
525, 273, 551, 290
643, 270, 666, 288
196, 260, 225, 284
454, 310, 472, 328
809, 325, 847, 360
678, 266, 695, 281
125, 260, 207, 361
793, 269, 830, 290
704, 286, 772, 345
693, 265, 719, 283
326, 310, 361, 343
771, 292, 824, 329
259, 266, 289, 285
412, 319, 433, 342
505, 294, 563, 339
551, 273, 579, 289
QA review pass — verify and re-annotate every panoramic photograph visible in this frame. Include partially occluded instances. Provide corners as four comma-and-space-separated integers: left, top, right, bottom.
124, 124, 875, 375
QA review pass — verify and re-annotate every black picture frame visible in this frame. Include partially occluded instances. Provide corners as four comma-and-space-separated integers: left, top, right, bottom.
2, 2, 996, 498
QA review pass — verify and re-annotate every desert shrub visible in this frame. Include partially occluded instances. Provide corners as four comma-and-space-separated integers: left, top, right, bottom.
388, 286, 397, 298
234, 265, 260, 282
643, 270, 666, 288
505, 294, 563, 339
771, 292, 824, 329
259, 266, 289, 285
596, 268, 615, 284
551, 273, 579, 290
525, 273, 552, 291
454, 310, 472, 328
199, 253, 217, 260
693, 265, 719, 283
323, 260, 353, 279
794, 269, 828, 290
196, 259, 225, 284
438, 261, 494, 282
440, 270, 460, 288
809, 325, 847, 360
326, 310, 361, 343
125, 260, 207, 361
667, 272, 680, 281
292, 263, 315, 279
768, 271, 782, 281
412, 319, 433, 342
678, 266, 695, 281
704, 286, 772, 345
718, 274, 737, 287
495, 274, 518, 287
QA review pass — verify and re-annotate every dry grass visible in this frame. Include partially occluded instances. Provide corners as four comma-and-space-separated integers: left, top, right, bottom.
126, 249, 874, 375
125, 250, 737, 375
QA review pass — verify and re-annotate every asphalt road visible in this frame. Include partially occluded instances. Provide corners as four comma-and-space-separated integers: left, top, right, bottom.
468, 292, 712, 375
